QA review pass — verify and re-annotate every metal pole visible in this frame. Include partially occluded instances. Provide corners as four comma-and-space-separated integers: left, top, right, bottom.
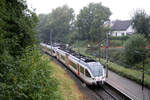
106, 32, 109, 78
98, 46, 100, 62
142, 54, 144, 90
50, 32, 52, 54
78, 40, 80, 53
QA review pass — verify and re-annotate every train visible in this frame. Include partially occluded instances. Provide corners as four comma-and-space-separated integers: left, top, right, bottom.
40, 43, 105, 85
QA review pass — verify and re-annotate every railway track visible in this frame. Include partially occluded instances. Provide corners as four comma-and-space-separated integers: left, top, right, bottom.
45, 52, 131, 100
92, 87, 116, 100
89, 83, 130, 100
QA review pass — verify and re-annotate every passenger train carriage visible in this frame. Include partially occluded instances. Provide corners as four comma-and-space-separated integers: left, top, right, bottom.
40, 43, 105, 85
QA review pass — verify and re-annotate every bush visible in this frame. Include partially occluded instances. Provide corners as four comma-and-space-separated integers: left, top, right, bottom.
109, 36, 129, 40
109, 40, 124, 46
0, 46, 61, 100
124, 34, 147, 65
0, 1, 61, 99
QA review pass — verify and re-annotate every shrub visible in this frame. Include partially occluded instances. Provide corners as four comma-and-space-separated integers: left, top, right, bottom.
109, 36, 129, 40
124, 34, 147, 65
0, 46, 61, 100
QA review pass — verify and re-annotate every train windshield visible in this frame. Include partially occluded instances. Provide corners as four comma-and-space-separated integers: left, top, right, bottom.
88, 62, 103, 77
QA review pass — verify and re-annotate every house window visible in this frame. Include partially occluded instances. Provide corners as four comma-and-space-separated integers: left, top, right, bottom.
122, 33, 124, 36
116, 32, 117, 36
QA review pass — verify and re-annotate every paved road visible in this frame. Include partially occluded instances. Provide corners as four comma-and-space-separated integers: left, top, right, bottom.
106, 70, 150, 100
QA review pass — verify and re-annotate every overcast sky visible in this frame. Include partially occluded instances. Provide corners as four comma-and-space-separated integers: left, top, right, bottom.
27, 0, 150, 20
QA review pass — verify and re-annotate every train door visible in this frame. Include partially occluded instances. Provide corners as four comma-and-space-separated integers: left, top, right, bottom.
50, 48, 52, 55
77, 64, 80, 76
65, 54, 69, 66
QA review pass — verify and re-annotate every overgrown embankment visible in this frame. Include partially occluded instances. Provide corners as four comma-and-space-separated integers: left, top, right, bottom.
44, 55, 85, 100
0, 1, 62, 99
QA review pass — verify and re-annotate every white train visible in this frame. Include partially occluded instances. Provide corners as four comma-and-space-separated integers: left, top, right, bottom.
40, 43, 105, 85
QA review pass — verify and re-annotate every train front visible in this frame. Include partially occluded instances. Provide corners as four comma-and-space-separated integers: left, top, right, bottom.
88, 62, 105, 85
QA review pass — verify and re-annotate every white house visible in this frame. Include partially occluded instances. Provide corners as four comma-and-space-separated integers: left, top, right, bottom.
111, 20, 135, 36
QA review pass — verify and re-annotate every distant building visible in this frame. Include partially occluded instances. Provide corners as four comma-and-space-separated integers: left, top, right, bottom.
104, 21, 115, 27
110, 20, 135, 36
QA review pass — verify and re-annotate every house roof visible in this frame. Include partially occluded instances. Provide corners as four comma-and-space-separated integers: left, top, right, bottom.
112, 20, 132, 31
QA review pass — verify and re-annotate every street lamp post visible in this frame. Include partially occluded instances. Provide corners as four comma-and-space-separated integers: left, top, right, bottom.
135, 50, 145, 90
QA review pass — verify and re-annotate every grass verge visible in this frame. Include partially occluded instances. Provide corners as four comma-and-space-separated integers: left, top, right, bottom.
43, 55, 85, 100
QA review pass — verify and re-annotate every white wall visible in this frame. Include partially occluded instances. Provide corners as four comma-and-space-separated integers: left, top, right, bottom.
126, 25, 135, 35
111, 31, 127, 36
111, 25, 135, 36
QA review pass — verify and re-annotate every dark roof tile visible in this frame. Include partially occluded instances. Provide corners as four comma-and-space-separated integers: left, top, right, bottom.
112, 20, 132, 31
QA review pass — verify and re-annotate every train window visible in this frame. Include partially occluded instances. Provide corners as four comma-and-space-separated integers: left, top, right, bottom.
85, 69, 91, 78
56, 52, 59, 56
48, 48, 51, 51
80, 66, 84, 74
61, 55, 65, 61
70, 60, 77, 69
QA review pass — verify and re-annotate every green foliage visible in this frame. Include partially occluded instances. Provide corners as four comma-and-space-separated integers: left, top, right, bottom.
0, 0, 61, 99
124, 34, 147, 65
0, 0, 38, 57
132, 9, 150, 39
76, 3, 111, 41
109, 40, 124, 46
0, 47, 61, 100
37, 5, 75, 43
109, 36, 129, 40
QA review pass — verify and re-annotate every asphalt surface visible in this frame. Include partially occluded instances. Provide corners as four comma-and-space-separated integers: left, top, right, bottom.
106, 70, 150, 100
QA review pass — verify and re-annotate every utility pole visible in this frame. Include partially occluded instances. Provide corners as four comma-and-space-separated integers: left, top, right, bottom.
50, 32, 52, 46
50, 32, 52, 54
142, 53, 145, 91
106, 32, 109, 78
78, 39, 80, 54
134, 50, 145, 95
98, 45, 100, 62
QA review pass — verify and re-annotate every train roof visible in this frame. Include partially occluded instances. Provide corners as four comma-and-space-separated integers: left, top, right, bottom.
41, 43, 97, 63
58, 46, 96, 63
41, 43, 104, 77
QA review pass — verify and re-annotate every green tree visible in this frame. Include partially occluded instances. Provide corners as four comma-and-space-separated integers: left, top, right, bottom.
76, 3, 111, 41
0, 0, 38, 57
36, 14, 51, 42
132, 9, 150, 39
37, 5, 75, 43
0, 0, 61, 100
124, 34, 147, 65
